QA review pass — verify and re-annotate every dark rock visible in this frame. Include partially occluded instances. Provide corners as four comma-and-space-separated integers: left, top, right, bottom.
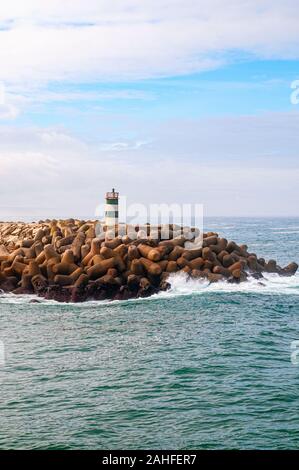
280, 262, 298, 277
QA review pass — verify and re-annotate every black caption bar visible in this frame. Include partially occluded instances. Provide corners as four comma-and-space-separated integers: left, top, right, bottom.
0, 450, 297, 466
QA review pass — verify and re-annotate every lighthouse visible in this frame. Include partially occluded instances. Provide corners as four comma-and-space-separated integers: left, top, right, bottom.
105, 188, 119, 228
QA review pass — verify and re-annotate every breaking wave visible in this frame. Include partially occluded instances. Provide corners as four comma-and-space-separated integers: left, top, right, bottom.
1, 272, 298, 307
165, 271, 299, 297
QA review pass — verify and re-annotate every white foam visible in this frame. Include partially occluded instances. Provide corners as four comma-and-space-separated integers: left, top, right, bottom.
165, 271, 299, 298
0, 272, 298, 307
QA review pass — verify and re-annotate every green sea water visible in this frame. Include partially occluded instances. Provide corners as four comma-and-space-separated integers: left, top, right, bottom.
0, 218, 299, 449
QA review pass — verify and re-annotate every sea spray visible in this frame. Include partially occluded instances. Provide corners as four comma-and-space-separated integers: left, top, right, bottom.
1, 272, 298, 306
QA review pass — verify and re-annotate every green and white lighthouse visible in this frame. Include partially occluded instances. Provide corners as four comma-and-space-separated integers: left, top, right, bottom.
105, 188, 119, 227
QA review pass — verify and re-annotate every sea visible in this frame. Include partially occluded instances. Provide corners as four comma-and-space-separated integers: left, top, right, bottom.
0, 217, 298, 449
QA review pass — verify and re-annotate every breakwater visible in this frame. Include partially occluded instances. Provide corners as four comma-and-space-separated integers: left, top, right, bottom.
0, 219, 297, 302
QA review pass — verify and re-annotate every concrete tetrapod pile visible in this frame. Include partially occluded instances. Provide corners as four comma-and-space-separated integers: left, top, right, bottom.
0, 220, 298, 302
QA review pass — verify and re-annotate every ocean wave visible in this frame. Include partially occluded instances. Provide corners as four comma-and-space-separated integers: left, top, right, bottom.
271, 227, 299, 231
269, 231, 299, 234
1, 272, 298, 307
165, 272, 299, 298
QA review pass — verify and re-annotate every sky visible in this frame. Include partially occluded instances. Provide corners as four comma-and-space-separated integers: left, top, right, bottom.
0, 0, 299, 220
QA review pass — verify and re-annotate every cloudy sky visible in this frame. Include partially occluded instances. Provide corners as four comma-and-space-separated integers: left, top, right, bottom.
0, 0, 299, 220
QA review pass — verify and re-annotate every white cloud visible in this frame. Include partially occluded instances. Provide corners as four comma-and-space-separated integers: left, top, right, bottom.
0, 2, 298, 218
16, 89, 155, 104
152, 112, 299, 167
0, 112, 298, 219
0, 1, 299, 86
0, 103, 19, 119
0, 80, 23, 119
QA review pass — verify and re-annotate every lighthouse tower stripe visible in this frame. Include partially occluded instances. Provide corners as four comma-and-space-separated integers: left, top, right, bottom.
105, 219, 118, 227
105, 198, 118, 205
105, 204, 118, 213
105, 205, 119, 219
105, 191, 119, 226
